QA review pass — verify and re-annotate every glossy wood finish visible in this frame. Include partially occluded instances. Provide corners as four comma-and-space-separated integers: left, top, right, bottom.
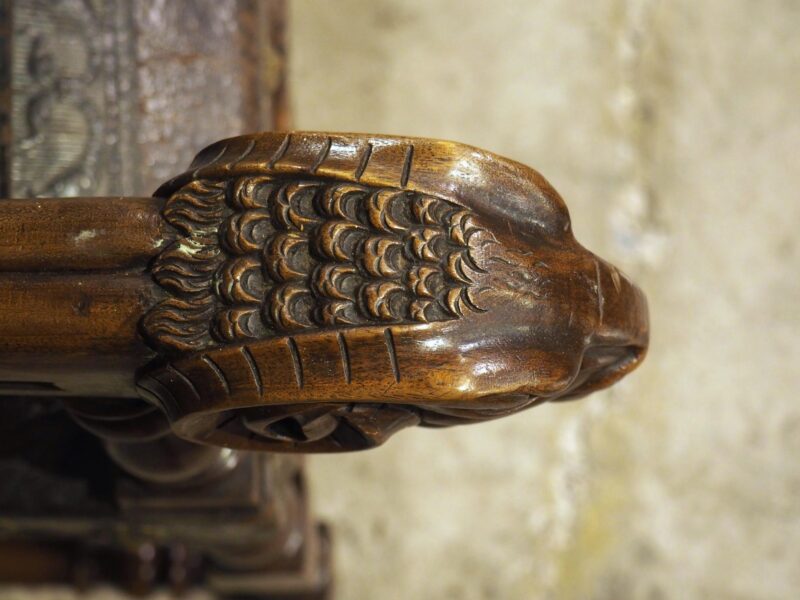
0, 197, 168, 398
0, 196, 169, 271
0, 132, 648, 453
140, 132, 649, 452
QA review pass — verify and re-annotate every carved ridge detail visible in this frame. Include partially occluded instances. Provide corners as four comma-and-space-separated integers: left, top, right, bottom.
144, 175, 487, 354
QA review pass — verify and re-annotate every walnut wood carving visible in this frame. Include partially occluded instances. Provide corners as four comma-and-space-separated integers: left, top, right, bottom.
0, 132, 649, 453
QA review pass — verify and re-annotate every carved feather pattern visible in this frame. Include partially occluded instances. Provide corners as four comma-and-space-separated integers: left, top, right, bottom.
144, 176, 486, 352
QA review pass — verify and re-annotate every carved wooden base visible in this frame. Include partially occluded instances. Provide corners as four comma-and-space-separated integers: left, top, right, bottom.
0, 525, 331, 599
0, 400, 331, 599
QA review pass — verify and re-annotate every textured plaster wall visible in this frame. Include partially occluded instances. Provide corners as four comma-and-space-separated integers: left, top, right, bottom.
291, 1, 800, 598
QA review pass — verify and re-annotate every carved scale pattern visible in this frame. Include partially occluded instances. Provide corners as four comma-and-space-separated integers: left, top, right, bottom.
144, 176, 485, 353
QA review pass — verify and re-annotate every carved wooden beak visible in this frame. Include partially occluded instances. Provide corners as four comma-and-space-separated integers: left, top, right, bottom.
0, 132, 649, 453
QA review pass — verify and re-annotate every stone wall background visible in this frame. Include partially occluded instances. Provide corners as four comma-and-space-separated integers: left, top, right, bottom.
291, 1, 800, 598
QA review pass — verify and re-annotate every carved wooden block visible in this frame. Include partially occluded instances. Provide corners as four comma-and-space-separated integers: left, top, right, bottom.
131, 132, 649, 452
0, 132, 648, 455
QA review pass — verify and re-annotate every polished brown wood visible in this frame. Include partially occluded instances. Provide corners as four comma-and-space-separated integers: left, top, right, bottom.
0, 197, 168, 398
0, 131, 649, 455
0, 196, 169, 271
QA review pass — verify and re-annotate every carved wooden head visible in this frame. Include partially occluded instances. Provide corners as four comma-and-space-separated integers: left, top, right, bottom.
137, 133, 649, 452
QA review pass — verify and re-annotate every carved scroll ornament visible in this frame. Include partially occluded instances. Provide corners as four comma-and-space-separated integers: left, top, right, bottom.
135, 132, 650, 452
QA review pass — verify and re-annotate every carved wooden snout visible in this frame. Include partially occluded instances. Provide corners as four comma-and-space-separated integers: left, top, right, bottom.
0, 132, 649, 454
570, 256, 649, 400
